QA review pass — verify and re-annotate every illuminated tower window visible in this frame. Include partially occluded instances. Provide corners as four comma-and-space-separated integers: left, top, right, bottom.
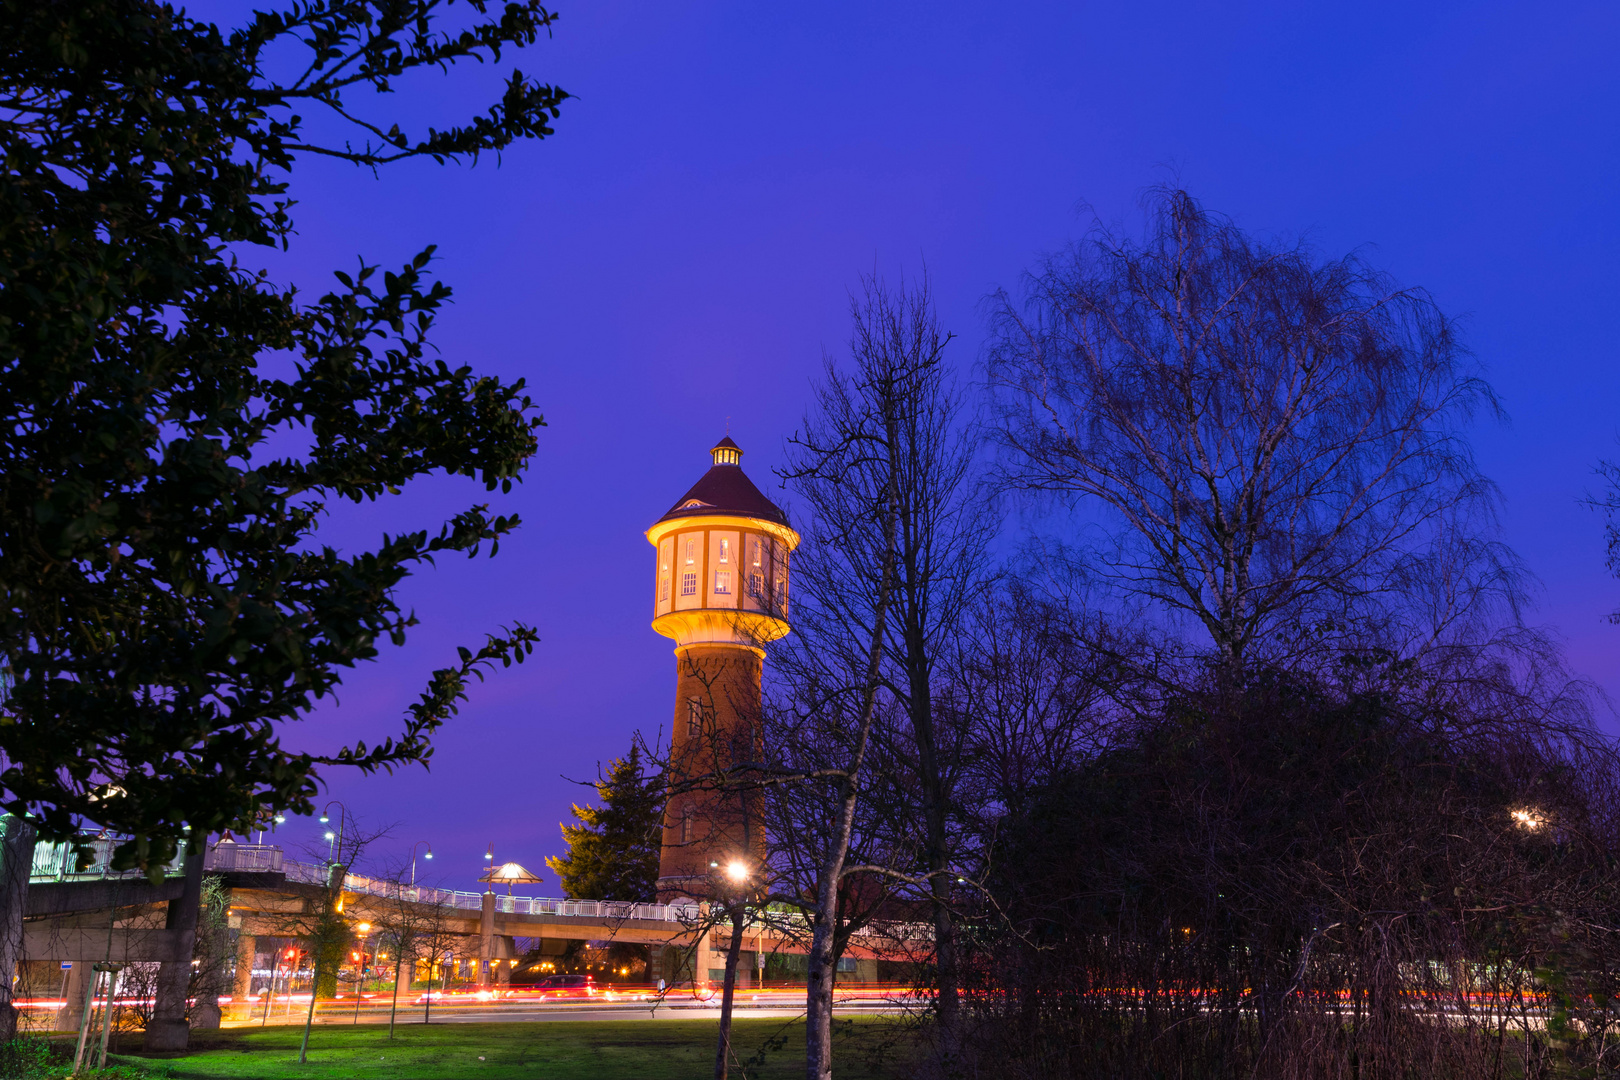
714, 570, 732, 595
720, 538, 731, 563
748, 536, 763, 598
687, 698, 702, 739
658, 538, 672, 602
680, 536, 698, 596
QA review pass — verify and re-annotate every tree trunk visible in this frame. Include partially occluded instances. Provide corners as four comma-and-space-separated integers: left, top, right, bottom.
805, 875, 841, 1080
907, 651, 960, 1048
145, 846, 204, 1052
299, 954, 321, 1063
389, 954, 404, 1038
0, 814, 36, 1042
714, 903, 746, 1080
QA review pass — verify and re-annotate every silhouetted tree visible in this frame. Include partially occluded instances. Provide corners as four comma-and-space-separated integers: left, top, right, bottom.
988, 188, 1509, 673
772, 273, 993, 1075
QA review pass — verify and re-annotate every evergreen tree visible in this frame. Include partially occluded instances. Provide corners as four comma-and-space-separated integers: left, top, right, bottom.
546, 744, 662, 902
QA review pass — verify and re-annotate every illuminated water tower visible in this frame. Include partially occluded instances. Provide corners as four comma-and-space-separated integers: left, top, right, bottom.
646, 437, 798, 897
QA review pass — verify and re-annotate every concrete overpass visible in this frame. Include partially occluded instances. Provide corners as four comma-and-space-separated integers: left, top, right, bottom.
23, 839, 905, 1032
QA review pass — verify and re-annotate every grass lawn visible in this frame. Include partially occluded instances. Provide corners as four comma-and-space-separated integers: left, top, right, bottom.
95, 1018, 910, 1079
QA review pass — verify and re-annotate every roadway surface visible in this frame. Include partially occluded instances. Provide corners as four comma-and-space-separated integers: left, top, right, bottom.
225, 990, 914, 1027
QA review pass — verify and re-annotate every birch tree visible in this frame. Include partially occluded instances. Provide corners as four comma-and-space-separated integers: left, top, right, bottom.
988, 188, 1504, 672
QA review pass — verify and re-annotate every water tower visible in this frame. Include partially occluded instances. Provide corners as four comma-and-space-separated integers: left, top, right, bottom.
646, 437, 798, 897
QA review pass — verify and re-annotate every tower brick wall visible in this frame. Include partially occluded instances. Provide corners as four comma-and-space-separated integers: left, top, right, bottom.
658, 644, 766, 896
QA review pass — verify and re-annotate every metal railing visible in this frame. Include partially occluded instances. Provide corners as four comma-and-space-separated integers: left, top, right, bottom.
204, 842, 284, 873
282, 860, 702, 924
28, 839, 915, 939
30, 839, 286, 882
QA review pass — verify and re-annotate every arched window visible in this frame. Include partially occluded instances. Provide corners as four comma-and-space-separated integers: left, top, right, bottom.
687, 698, 702, 739
680, 805, 695, 845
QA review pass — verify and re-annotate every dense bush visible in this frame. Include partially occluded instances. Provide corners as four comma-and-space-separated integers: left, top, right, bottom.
961, 664, 1620, 1079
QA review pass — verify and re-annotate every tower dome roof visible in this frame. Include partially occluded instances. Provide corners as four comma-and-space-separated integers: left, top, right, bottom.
654, 438, 789, 528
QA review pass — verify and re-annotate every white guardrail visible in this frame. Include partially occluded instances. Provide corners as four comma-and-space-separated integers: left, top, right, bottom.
31, 839, 701, 925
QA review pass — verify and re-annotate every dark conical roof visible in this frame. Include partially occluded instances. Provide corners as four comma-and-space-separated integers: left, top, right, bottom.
654, 438, 789, 528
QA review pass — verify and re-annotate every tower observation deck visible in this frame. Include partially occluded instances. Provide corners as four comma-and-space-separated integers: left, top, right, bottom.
646, 438, 798, 898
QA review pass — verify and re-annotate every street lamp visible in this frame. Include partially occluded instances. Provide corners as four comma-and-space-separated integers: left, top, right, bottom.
319, 800, 348, 881
257, 811, 288, 846
410, 841, 434, 887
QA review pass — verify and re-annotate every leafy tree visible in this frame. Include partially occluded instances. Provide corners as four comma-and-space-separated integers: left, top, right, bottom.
0, 0, 568, 871
546, 743, 663, 901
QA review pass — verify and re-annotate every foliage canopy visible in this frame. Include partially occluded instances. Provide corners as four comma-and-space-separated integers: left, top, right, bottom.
0, 0, 567, 869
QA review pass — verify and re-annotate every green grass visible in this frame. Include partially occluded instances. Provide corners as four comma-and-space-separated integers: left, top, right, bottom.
92, 1018, 910, 1080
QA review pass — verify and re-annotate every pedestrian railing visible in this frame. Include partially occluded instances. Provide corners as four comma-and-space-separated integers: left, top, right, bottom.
28, 838, 915, 941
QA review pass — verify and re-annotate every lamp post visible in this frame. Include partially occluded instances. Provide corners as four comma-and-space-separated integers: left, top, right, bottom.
410, 841, 434, 888
257, 812, 286, 847
713, 859, 751, 1080
319, 801, 347, 858
319, 800, 348, 888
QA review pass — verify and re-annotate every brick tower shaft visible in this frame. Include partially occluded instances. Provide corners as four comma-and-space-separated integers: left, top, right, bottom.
658, 645, 766, 892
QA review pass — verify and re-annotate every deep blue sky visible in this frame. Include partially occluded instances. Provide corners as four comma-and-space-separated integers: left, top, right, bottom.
221, 1, 1619, 891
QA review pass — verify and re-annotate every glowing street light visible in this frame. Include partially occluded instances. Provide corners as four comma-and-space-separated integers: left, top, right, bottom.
411, 841, 434, 887
1512, 808, 1544, 831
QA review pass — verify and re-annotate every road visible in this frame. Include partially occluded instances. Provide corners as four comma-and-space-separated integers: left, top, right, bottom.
224, 989, 915, 1027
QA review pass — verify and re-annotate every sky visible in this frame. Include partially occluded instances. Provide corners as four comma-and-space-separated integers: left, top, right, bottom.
211, 0, 1619, 892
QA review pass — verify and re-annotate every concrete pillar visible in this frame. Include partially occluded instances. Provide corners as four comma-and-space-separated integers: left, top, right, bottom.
495, 937, 514, 988
232, 934, 256, 1014
691, 921, 715, 988
145, 846, 204, 1052
54, 961, 86, 1033
0, 815, 37, 1042
477, 892, 495, 988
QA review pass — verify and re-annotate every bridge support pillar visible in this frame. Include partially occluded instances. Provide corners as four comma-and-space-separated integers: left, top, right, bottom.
232, 933, 256, 1016
55, 961, 86, 1033
145, 847, 204, 1052
692, 918, 715, 988
478, 892, 495, 989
